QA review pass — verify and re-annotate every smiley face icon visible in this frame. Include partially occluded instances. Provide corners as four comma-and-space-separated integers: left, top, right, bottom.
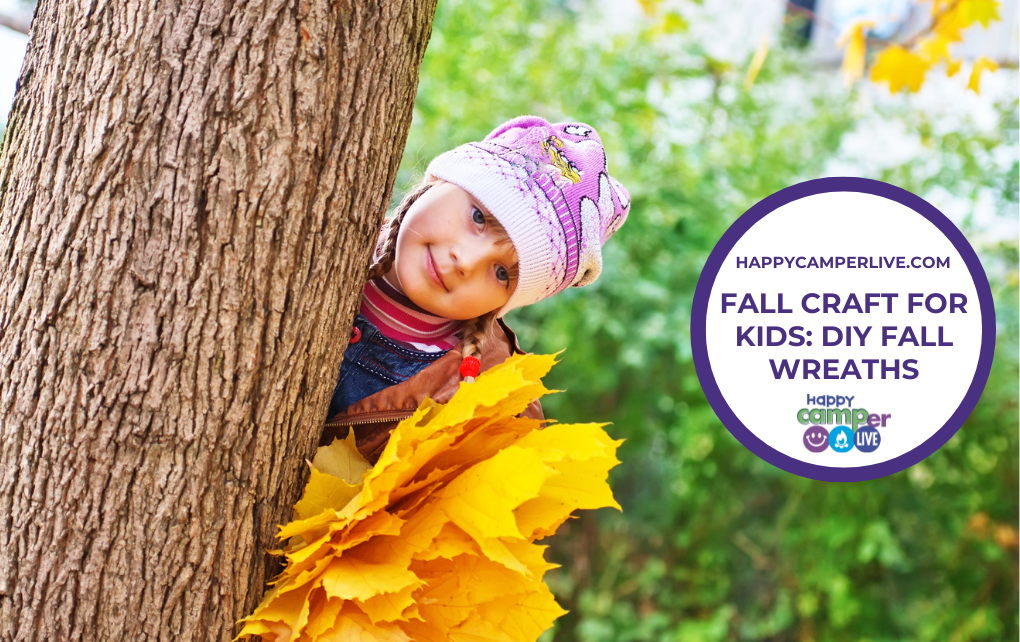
803, 426, 829, 453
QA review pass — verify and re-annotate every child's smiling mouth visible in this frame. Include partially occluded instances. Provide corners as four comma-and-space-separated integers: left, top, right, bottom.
426, 246, 448, 291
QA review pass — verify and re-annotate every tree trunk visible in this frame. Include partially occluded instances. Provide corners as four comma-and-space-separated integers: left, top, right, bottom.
0, 0, 436, 639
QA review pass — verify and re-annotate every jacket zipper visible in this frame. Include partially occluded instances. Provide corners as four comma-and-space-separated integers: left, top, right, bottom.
324, 410, 414, 429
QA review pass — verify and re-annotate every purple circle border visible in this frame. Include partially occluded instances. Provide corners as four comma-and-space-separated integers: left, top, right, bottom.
691, 177, 996, 482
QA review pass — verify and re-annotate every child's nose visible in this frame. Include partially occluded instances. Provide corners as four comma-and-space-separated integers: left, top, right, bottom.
452, 240, 497, 276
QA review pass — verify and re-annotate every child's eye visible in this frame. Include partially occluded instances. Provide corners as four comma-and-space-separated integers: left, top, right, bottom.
495, 265, 510, 286
472, 207, 486, 229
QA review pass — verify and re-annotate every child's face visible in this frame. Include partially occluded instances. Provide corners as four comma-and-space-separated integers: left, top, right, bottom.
392, 182, 518, 320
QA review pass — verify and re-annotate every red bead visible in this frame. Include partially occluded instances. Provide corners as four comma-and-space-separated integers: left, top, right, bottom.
349, 326, 362, 344
459, 355, 481, 378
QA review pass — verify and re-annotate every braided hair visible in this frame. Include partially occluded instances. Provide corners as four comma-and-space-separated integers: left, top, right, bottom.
367, 180, 435, 280
456, 311, 496, 382
367, 178, 499, 382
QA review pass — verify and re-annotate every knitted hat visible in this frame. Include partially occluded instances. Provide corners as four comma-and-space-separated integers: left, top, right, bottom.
426, 115, 631, 317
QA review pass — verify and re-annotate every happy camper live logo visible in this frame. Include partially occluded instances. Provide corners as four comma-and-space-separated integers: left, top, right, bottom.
798, 394, 885, 454
692, 179, 996, 481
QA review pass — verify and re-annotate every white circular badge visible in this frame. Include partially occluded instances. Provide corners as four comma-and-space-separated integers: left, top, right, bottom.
692, 179, 995, 482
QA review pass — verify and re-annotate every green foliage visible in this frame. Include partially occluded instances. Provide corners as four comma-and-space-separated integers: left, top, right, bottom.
399, 2, 1019, 640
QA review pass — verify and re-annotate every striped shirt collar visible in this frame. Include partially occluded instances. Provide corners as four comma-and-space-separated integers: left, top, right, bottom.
359, 276, 463, 352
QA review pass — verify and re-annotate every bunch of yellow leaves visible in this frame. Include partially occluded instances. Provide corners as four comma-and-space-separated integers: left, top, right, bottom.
839, 0, 1001, 94
237, 353, 622, 642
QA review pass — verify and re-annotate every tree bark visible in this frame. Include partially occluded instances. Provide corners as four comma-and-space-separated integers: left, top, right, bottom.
0, 0, 436, 639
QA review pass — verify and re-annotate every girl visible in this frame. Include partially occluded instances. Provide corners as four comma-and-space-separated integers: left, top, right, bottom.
239, 115, 631, 642
320, 115, 630, 463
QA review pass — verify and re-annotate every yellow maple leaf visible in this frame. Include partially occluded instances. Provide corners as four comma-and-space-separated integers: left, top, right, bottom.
324, 604, 410, 641
239, 579, 315, 640
946, 57, 963, 76
398, 619, 449, 642
935, 0, 1001, 41
512, 351, 558, 382
837, 20, 874, 86
293, 468, 362, 521
870, 45, 930, 93
319, 554, 421, 602
433, 446, 553, 540
919, 34, 952, 64
274, 506, 343, 542
412, 522, 480, 562
237, 353, 621, 642
303, 596, 345, 639
425, 554, 540, 609
313, 431, 372, 484
512, 423, 623, 539
357, 359, 548, 514
967, 56, 999, 94
354, 582, 419, 624
451, 588, 568, 642
958, 0, 1001, 28
515, 497, 576, 541
409, 417, 540, 486
501, 538, 559, 576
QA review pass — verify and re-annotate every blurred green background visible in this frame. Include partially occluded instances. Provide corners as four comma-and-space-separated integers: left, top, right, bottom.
395, 1, 1019, 640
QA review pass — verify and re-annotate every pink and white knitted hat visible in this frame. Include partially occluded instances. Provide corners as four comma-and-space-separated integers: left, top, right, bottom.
426, 116, 631, 317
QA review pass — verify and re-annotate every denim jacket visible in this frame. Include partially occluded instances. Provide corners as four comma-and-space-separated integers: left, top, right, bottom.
322, 314, 544, 463
326, 315, 449, 418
